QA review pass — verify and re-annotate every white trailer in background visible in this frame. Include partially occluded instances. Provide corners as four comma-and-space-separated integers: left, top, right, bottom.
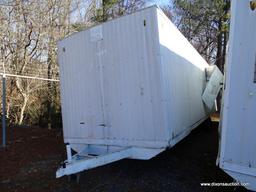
219, 0, 256, 191
57, 6, 222, 178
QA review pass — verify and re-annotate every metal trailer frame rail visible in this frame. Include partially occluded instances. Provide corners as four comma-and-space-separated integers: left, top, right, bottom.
56, 145, 164, 178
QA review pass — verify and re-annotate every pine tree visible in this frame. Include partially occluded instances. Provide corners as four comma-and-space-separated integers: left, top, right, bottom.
173, 0, 230, 71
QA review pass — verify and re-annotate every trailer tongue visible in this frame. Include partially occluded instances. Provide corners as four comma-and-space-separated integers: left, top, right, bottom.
56, 147, 132, 178
56, 146, 164, 178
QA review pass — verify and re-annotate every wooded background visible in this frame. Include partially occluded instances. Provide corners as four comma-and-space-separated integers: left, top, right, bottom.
0, 0, 230, 128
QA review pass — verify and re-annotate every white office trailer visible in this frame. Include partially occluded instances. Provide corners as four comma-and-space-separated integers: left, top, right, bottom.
57, 6, 222, 178
219, 0, 256, 191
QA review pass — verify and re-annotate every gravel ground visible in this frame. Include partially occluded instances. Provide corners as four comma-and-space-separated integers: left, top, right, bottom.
0, 120, 249, 192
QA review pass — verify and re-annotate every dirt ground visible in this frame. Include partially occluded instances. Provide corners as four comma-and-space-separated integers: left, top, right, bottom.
0, 120, 248, 192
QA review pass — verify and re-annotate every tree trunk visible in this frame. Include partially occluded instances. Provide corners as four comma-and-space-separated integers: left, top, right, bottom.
102, 0, 108, 22
15, 78, 29, 125
47, 53, 53, 130
215, 19, 224, 112
222, 0, 230, 72
216, 19, 223, 72
18, 94, 29, 125
222, 31, 228, 72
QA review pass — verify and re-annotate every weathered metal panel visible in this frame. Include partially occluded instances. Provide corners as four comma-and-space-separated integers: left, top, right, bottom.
220, 0, 256, 190
58, 30, 105, 140
100, 8, 167, 142
58, 6, 210, 153
202, 66, 223, 109
58, 7, 168, 148
156, 9, 210, 141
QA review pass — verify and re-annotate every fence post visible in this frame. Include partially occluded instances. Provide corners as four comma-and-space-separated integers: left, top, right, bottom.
2, 74, 6, 147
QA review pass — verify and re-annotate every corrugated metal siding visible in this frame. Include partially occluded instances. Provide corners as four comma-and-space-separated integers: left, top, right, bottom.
156, 9, 209, 139
221, 0, 256, 170
58, 30, 105, 140
58, 6, 210, 149
99, 7, 167, 142
58, 6, 167, 144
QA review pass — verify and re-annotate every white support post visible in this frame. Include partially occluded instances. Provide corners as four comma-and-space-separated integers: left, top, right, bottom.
66, 144, 72, 162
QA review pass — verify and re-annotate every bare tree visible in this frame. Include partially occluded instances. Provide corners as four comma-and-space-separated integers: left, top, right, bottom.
0, 0, 147, 127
